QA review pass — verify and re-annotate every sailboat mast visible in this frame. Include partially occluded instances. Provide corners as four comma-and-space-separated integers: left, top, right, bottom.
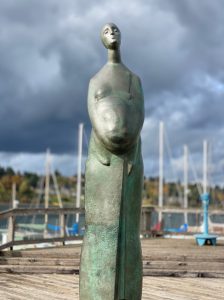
76, 123, 84, 223
183, 145, 188, 209
203, 140, 208, 194
12, 182, 16, 208
158, 121, 164, 222
52, 172, 63, 208
159, 122, 164, 207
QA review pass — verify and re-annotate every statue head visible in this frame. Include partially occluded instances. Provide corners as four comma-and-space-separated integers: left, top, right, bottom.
101, 23, 121, 50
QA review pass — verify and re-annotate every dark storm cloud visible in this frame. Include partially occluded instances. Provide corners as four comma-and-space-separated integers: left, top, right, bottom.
0, 0, 98, 153
0, 0, 224, 182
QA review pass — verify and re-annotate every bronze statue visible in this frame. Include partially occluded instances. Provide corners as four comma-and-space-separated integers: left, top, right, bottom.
79, 23, 144, 300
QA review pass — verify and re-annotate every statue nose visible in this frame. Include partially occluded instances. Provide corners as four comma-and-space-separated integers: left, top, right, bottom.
103, 108, 126, 133
104, 110, 119, 130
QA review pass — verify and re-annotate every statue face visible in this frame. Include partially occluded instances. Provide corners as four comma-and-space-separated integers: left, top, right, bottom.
101, 23, 121, 50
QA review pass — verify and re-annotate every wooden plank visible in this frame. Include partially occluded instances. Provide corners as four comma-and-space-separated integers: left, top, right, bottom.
143, 254, 224, 262
143, 270, 224, 278
143, 261, 224, 271
0, 265, 79, 274
0, 257, 80, 266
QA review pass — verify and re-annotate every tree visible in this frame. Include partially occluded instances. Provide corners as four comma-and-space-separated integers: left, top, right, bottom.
0, 166, 5, 177
24, 172, 39, 188
19, 179, 34, 202
6, 167, 15, 176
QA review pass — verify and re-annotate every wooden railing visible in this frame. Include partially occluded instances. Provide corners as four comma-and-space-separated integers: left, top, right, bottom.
0, 207, 84, 251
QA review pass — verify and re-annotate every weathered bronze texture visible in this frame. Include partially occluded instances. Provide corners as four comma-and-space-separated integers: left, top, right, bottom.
79, 23, 144, 300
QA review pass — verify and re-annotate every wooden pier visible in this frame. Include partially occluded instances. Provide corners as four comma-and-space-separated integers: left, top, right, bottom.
1, 274, 224, 300
0, 238, 224, 299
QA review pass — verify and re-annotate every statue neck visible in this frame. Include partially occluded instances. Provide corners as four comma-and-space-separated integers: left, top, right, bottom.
108, 49, 121, 64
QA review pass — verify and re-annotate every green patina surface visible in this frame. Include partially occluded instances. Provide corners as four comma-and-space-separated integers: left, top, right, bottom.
79, 23, 144, 300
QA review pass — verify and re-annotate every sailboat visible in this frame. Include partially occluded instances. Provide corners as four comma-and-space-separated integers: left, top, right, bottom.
16, 149, 64, 239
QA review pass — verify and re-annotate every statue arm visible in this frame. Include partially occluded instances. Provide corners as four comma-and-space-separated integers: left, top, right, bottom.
87, 78, 112, 165
131, 74, 145, 129
87, 79, 95, 118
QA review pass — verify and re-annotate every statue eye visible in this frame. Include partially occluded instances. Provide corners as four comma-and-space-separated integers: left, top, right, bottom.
104, 29, 109, 34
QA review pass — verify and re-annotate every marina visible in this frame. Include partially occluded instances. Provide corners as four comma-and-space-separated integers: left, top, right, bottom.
1, 2, 224, 298
1, 205, 224, 250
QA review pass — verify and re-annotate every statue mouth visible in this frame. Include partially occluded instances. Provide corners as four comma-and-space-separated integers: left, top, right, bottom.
110, 37, 118, 43
110, 135, 127, 144
104, 130, 132, 150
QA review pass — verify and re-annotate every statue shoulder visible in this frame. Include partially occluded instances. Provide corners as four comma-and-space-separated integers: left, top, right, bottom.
129, 72, 143, 100
122, 64, 143, 91
130, 72, 142, 88
90, 64, 108, 84
88, 65, 109, 98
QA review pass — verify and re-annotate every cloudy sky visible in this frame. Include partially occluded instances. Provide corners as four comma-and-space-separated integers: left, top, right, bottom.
1, 0, 224, 185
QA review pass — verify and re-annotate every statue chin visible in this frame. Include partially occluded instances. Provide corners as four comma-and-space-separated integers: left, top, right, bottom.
95, 130, 136, 154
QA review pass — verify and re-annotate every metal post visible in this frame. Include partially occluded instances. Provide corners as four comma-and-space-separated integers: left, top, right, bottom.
203, 140, 208, 234
59, 212, 65, 240
203, 197, 209, 235
7, 214, 15, 247
7, 183, 17, 249
158, 122, 164, 222
183, 145, 188, 224
195, 140, 217, 246
76, 123, 84, 225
